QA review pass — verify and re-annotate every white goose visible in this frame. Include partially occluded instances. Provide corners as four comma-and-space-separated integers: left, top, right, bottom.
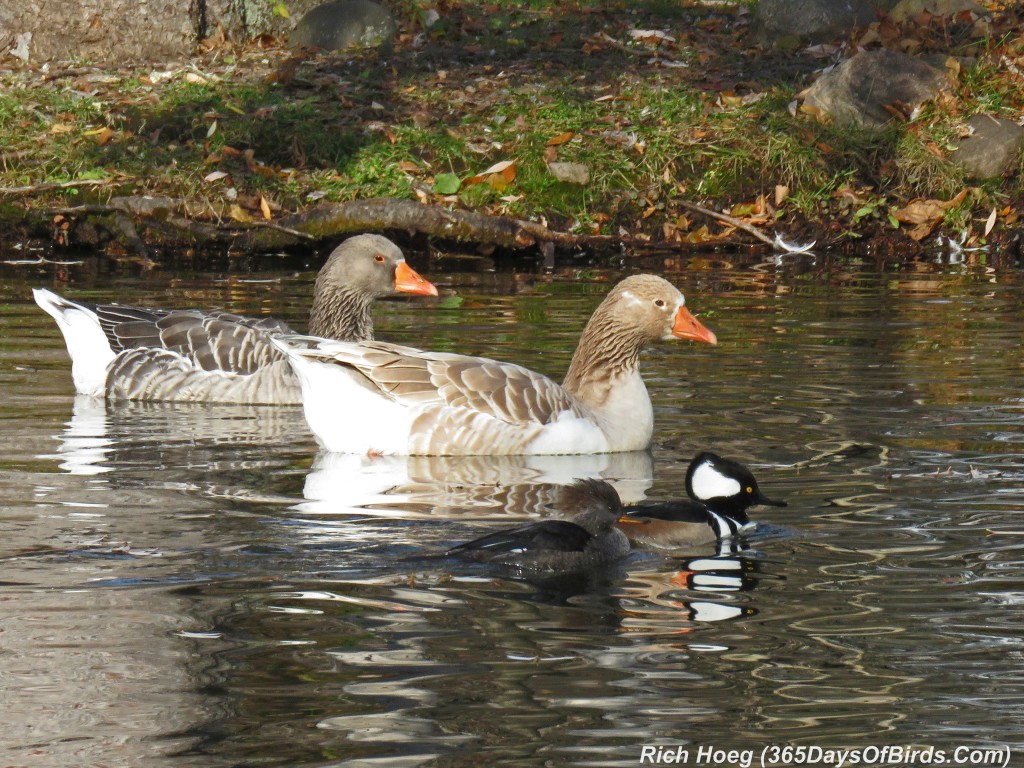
34, 234, 437, 404
272, 274, 716, 456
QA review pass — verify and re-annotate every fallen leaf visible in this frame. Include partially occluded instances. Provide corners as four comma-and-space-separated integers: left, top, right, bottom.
984, 207, 997, 237
82, 126, 114, 145
204, 170, 229, 183
260, 196, 272, 220
50, 123, 74, 134
684, 224, 716, 244
628, 29, 676, 45
546, 131, 575, 146
398, 160, 422, 173
229, 204, 253, 223
432, 173, 461, 195
464, 160, 517, 190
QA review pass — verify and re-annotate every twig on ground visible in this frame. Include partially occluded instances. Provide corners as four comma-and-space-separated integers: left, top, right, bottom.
679, 201, 776, 246
0, 178, 120, 196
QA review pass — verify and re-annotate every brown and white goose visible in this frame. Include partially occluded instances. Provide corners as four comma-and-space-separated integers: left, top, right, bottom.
272, 274, 716, 455
33, 234, 437, 404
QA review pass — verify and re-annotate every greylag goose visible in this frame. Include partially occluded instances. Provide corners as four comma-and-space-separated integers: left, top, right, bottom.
272, 274, 716, 455
445, 478, 630, 573
34, 234, 437, 404
617, 452, 787, 549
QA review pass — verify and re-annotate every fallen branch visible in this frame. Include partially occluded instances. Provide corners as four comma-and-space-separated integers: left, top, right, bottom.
679, 201, 776, 246
36, 191, 785, 258
0, 178, 121, 196
232, 197, 590, 251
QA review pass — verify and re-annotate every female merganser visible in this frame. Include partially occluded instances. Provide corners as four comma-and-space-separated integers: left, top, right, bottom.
446, 478, 631, 573
33, 234, 437, 404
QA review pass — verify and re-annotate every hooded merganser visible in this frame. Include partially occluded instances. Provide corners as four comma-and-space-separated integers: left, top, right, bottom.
445, 478, 631, 573
617, 451, 786, 549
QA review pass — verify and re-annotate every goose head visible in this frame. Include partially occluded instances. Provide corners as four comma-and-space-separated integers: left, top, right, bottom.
309, 234, 437, 340
563, 274, 716, 394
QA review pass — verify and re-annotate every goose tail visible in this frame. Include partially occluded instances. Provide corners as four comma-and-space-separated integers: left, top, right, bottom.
33, 288, 116, 397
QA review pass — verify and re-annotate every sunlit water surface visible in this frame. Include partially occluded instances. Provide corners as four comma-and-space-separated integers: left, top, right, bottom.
2, 248, 1024, 767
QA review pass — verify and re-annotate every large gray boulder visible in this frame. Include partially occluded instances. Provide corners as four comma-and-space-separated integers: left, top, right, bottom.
753, 0, 899, 47
289, 0, 397, 51
0, 0, 343, 64
0, 0, 196, 62
802, 49, 950, 128
953, 115, 1024, 180
889, 0, 988, 23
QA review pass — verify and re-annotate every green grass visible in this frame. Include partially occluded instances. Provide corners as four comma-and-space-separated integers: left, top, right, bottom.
3, 0, 1023, 246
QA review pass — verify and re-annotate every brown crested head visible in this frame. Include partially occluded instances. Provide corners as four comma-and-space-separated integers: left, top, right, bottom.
556, 478, 625, 534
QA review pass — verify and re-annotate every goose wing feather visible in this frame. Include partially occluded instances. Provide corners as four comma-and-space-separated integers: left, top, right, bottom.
320, 340, 586, 426
94, 304, 292, 376
140, 312, 291, 375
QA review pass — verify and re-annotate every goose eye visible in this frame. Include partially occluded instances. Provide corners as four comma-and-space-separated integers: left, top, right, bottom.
654, 299, 665, 307
374, 253, 386, 263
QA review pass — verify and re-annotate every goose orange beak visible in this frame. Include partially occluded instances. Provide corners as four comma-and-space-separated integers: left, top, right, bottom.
394, 261, 438, 296
672, 306, 717, 345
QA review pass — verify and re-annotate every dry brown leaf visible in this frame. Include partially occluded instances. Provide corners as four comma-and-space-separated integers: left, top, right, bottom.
893, 192, 968, 240
894, 199, 946, 225
50, 123, 74, 134
464, 160, 517, 190
260, 196, 272, 221
798, 103, 828, 122
683, 224, 716, 244
545, 131, 575, 146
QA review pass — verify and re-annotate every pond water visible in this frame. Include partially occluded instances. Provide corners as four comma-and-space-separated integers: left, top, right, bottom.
2, 245, 1023, 767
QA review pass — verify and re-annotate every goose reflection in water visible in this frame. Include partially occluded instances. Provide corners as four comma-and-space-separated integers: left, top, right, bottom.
43, 395, 777, 634
297, 449, 655, 520
40, 397, 311, 499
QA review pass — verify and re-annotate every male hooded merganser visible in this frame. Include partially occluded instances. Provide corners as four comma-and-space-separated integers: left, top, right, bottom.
445, 478, 631, 573
617, 451, 786, 549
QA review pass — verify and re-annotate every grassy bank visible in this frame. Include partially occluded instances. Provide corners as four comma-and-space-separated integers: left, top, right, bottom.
1, 0, 1022, 255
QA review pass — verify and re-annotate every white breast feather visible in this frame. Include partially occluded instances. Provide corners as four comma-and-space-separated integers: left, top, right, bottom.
527, 409, 609, 455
